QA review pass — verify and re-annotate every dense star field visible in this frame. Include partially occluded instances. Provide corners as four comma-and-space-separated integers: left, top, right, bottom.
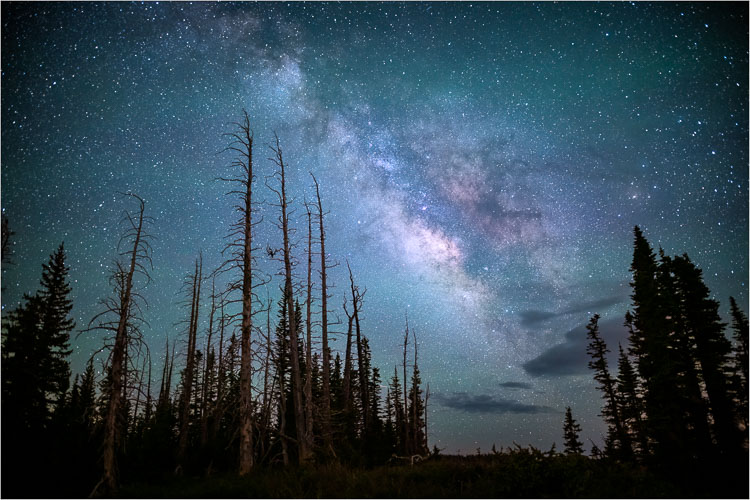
1, 2, 747, 454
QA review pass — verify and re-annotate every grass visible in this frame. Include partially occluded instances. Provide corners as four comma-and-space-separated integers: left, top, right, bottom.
118, 451, 694, 498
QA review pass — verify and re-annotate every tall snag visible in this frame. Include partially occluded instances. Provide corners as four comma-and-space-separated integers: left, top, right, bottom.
268, 134, 312, 463
304, 201, 315, 445
311, 173, 333, 445
347, 260, 369, 436
216, 110, 263, 474
87, 193, 152, 495
177, 255, 203, 468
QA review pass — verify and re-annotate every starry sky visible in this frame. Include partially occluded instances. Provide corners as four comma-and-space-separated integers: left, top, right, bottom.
2, 2, 748, 454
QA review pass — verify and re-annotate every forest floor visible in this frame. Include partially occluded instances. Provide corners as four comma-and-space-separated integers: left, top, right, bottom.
116, 451, 748, 499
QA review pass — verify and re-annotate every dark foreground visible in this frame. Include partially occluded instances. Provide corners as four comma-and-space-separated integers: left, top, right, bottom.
116, 451, 748, 499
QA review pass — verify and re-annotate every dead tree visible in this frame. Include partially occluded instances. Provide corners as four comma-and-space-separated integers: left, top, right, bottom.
342, 298, 354, 414
86, 193, 152, 495
303, 201, 314, 445
311, 173, 332, 445
200, 276, 218, 447
177, 255, 203, 467
268, 134, 312, 463
216, 110, 265, 475
411, 327, 419, 453
402, 314, 411, 454
347, 260, 369, 435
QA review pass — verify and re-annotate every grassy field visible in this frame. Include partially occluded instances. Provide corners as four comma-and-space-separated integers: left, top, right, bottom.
117, 450, 705, 498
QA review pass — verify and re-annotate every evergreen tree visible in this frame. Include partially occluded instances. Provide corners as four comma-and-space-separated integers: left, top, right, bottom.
729, 296, 748, 428
626, 227, 687, 462
671, 254, 740, 456
586, 314, 632, 459
2, 294, 48, 432
39, 243, 75, 407
655, 253, 713, 459
615, 344, 647, 457
408, 360, 428, 455
563, 406, 583, 455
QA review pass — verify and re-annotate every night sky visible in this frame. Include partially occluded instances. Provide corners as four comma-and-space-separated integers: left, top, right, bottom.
2, 2, 747, 454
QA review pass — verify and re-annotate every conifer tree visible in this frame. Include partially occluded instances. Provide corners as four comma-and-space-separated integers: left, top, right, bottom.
729, 296, 748, 428
2, 294, 49, 432
39, 243, 75, 407
626, 226, 685, 461
615, 344, 647, 457
671, 254, 739, 456
563, 406, 583, 455
586, 314, 632, 459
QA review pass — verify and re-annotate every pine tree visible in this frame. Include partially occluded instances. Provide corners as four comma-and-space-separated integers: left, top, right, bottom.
38, 243, 75, 407
626, 226, 686, 462
671, 254, 740, 456
655, 253, 713, 459
563, 406, 583, 455
2, 294, 48, 432
729, 296, 748, 428
615, 344, 648, 457
586, 314, 631, 459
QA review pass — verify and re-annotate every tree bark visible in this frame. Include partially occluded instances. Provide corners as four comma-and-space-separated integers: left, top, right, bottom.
348, 261, 369, 434
272, 135, 312, 463
178, 256, 202, 466
311, 174, 332, 444
236, 112, 255, 475
101, 194, 146, 494
304, 204, 314, 445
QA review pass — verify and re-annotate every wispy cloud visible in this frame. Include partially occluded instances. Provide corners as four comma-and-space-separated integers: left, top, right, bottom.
518, 295, 627, 328
434, 392, 556, 414
522, 317, 628, 377
499, 381, 533, 390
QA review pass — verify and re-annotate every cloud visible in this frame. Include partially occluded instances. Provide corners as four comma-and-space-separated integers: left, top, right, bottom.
518, 295, 626, 328
434, 392, 556, 414
498, 381, 533, 390
518, 310, 558, 327
522, 317, 629, 377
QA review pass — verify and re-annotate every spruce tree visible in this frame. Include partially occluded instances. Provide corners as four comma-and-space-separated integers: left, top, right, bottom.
2, 294, 48, 432
671, 254, 740, 456
656, 253, 713, 458
586, 314, 631, 459
615, 344, 647, 457
627, 226, 686, 462
39, 243, 75, 407
563, 406, 583, 455
729, 296, 748, 429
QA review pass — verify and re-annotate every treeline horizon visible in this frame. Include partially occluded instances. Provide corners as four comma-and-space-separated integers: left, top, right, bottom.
1, 111, 429, 498
1, 111, 748, 498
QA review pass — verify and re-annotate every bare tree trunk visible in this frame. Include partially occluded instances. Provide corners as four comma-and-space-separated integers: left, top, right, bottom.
144, 351, 153, 424
311, 174, 332, 445
424, 383, 430, 453
261, 291, 273, 447
412, 328, 418, 454
304, 203, 315, 444
225, 111, 256, 476
347, 261, 369, 435
178, 256, 202, 466
271, 135, 312, 463
100, 194, 147, 494
216, 301, 225, 407
342, 299, 354, 414
402, 315, 410, 454
201, 278, 216, 447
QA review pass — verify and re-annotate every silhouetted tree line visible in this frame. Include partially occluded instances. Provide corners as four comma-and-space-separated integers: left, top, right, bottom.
578, 225, 748, 491
1, 112, 429, 498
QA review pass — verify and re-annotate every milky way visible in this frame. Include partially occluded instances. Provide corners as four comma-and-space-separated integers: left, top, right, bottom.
2, 2, 747, 453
